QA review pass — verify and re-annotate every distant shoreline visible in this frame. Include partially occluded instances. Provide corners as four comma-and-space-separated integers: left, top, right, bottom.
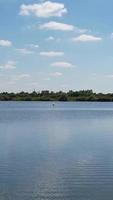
1, 90, 113, 102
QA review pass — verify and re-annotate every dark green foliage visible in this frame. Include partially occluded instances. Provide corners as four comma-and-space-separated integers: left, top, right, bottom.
0, 90, 113, 101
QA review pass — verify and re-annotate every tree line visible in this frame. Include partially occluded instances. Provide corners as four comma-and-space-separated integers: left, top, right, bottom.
1, 90, 113, 101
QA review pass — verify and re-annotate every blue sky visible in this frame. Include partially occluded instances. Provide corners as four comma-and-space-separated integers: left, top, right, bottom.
0, 0, 113, 92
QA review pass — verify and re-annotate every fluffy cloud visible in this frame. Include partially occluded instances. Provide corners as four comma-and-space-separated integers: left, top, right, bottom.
111, 33, 113, 39
28, 44, 39, 48
19, 74, 30, 78
46, 36, 55, 41
13, 74, 30, 81
106, 74, 113, 78
16, 48, 34, 54
0, 40, 12, 47
40, 21, 74, 31
0, 61, 16, 70
40, 51, 64, 57
51, 61, 73, 68
19, 1, 67, 18
72, 34, 102, 42
50, 72, 62, 77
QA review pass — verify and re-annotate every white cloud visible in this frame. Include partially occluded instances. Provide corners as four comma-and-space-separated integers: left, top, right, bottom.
28, 44, 39, 48
0, 61, 16, 70
19, 74, 30, 78
16, 48, 34, 54
44, 77, 51, 81
51, 62, 73, 68
0, 40, 12, 47
40, 21, 74, 31
40, 51, 64, 57
72, 34, 102, 42
19, 1, 67, 18
46, 36, 55, 41
13, 74, 30, 81
111, 33, 113, 39
106, 74, 113, 78
45, 36, 61, 42
50, 72, 62, 77
75, 28, 88, 34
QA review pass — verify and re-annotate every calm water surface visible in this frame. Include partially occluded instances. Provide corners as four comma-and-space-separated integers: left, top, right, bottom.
0, 102, 113, 200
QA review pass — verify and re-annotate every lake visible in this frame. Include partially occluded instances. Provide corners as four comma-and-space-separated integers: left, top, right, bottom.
0, 101, 113, 200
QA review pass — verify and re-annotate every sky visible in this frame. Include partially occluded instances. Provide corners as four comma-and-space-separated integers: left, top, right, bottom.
0, 0, 113, 92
